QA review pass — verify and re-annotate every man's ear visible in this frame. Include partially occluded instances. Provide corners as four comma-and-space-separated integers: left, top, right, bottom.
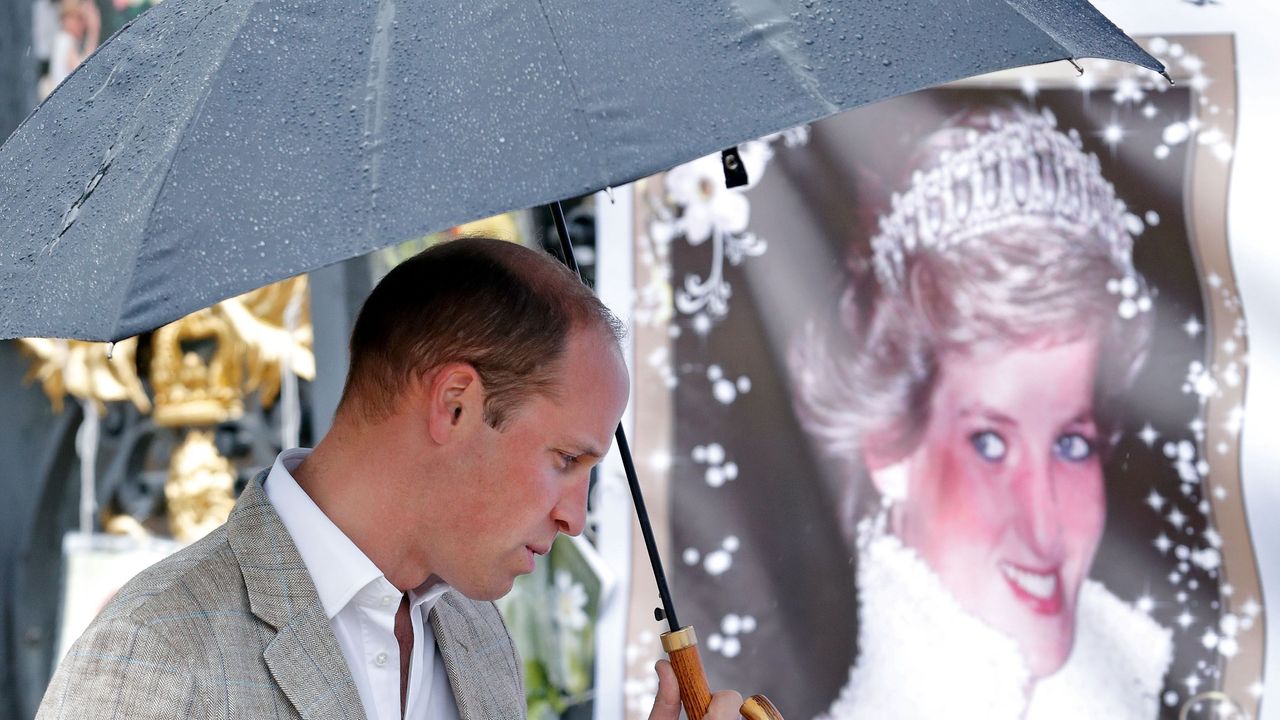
421, 362, 482, 445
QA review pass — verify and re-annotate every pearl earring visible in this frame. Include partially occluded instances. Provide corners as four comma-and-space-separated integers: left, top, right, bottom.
876, 462, 909, 504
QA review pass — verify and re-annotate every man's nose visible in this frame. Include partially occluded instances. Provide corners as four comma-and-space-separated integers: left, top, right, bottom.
551, 473, 590, 537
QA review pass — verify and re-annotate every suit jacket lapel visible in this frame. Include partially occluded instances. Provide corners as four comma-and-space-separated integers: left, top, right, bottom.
263, 603, 366, 720
229, 471, 366, 720
432, 593, 526, 720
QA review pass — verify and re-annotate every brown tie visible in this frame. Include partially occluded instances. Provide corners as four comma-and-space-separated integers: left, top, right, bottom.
394, 593, 413, 718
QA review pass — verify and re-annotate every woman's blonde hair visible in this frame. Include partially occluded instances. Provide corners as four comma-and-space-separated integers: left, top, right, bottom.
790, 106, 1153, 534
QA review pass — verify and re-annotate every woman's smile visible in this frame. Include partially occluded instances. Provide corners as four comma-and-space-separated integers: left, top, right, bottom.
998, 561, 1063, 614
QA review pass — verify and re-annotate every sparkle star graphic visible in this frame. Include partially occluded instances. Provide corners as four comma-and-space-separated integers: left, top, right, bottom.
1147, 490, 1165, 511
1138, 424, 1159, 446
1202, 629, 1219, 649
1112, 77, 1144, 104
1198, 627, 1218, 650
1184, 316, 1204, 338
1100, 121, 1127, 153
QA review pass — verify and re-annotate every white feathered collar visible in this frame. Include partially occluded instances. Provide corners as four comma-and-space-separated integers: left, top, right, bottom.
819, 530, 1173, 720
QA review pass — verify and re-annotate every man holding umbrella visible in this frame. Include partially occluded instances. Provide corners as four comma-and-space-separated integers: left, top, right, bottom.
36, 237, 742, 720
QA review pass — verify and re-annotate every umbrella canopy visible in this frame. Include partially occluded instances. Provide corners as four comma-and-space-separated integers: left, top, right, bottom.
0, 0, 1162, 341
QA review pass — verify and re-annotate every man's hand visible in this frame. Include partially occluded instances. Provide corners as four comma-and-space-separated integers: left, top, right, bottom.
647, 659, 744, 720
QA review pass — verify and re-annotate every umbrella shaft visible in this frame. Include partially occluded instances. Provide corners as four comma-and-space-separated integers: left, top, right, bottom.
614, 424, 679, 631
548, 200, 679, 632
551, 202, 580, 275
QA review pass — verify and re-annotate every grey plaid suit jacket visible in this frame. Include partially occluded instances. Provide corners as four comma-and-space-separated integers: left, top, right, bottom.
35, 471, 527, 720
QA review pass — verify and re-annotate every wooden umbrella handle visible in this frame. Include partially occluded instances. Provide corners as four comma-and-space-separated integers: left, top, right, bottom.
660, 626, 784, 720
741, 695, 785, 720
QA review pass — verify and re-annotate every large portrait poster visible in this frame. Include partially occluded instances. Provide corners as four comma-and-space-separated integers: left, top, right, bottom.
622, 35, 1262, 720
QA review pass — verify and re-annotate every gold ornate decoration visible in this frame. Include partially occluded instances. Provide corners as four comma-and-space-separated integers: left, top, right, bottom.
102, 511, 150, 540
149, 275, 314, 426
148, 276, 314, 537
150, 307, 244, 427
18, 275, 315, 543
17, 337, 150, 415
219, 275, 315, 408
164, 430, 237, 543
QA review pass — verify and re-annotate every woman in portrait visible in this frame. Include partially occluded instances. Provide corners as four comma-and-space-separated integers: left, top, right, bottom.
790, 105, 1173, 719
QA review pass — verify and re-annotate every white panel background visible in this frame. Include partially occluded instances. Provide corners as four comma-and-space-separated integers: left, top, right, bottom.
594, 189, 637, 720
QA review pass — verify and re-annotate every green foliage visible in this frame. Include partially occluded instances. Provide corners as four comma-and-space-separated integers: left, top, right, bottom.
496, 535, 602, 719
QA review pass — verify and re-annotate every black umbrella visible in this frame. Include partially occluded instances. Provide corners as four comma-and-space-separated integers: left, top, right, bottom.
0, 0, 1162, 341
0, 1, 1164, 716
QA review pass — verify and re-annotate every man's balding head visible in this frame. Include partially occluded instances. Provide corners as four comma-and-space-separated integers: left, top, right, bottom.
339, 237, 623, 428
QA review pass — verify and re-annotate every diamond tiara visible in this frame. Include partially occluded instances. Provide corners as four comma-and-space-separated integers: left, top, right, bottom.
870, 108, 1139, 293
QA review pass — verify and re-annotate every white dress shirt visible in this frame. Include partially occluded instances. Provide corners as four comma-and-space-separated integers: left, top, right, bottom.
265, 448, 461, 720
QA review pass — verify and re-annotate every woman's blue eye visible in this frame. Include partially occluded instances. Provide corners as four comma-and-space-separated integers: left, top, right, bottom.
1054, 433, 1095, 462
970, 431, 1007, 462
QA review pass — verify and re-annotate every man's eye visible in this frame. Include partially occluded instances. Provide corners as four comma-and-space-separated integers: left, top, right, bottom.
970, 430, 1007, 462
557, 453, 579, 468
1054, 433, 1095, 462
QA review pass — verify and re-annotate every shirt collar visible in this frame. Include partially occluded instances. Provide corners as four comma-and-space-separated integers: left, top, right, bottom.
410, 578, 452, 610
263, 448, 452, 619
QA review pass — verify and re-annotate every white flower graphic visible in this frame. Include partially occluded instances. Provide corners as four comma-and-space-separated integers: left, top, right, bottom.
665, 154, 750, 247
658, 134, 801, 324
553, 570, 589, 632
664, 142, 772, 246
